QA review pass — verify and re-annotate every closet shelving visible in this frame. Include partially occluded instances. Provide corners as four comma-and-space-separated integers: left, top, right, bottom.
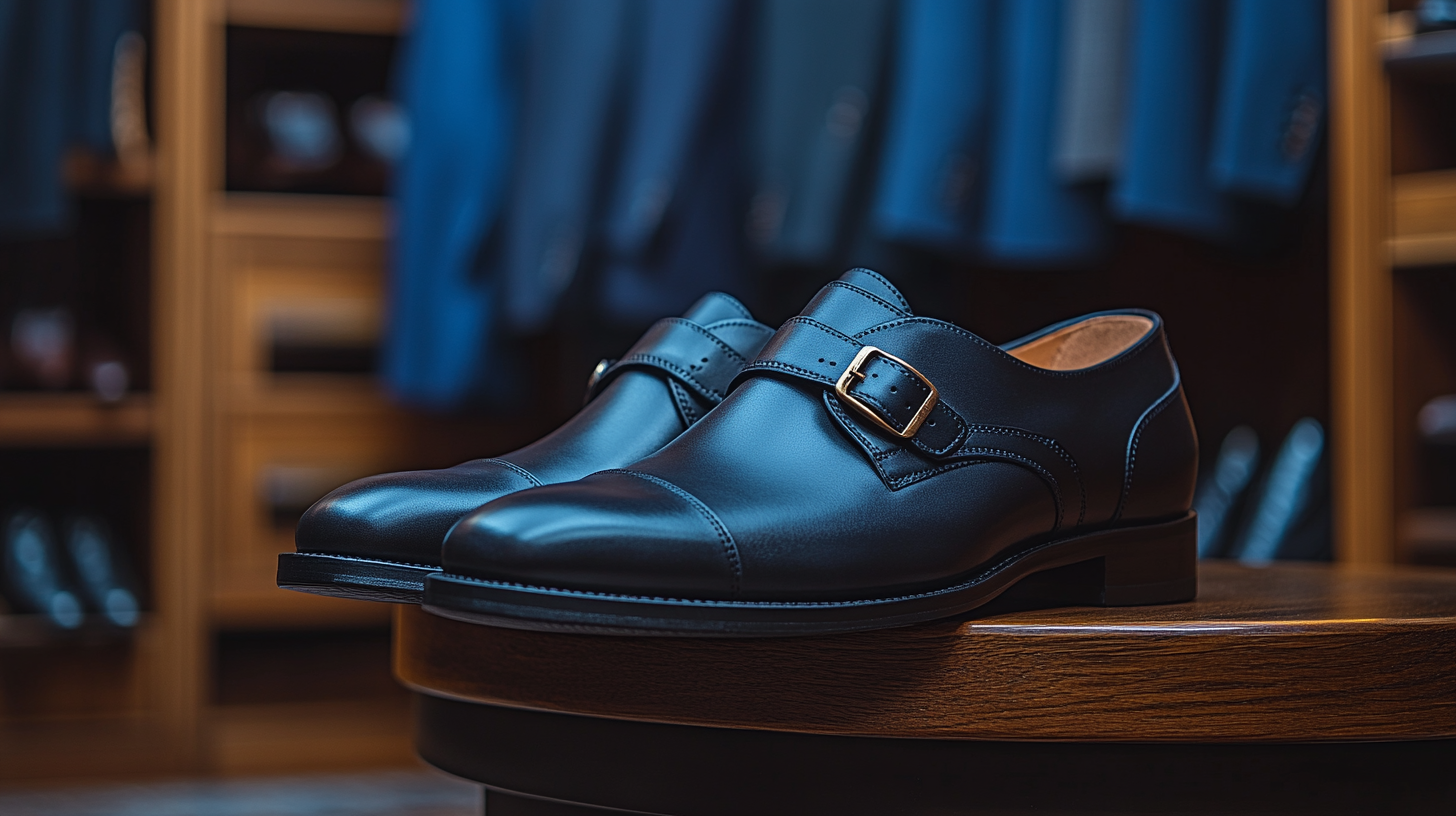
0, 0, 1427, 783
1332, 0, 1456, 568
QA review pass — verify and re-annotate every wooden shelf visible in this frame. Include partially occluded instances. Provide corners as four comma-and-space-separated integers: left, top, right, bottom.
0, 393, 153, 447
226, 0, 406, 35
1384, 25, 1456, 78
64, 150, 153, 197
0, 614, 142, 648
213, 192, 389, 241
211, 585, 392, 630
1390, 170, 1456, 266
208, 698, 414, 774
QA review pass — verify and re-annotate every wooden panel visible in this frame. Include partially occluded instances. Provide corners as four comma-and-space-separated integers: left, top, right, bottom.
226, 0, 406, 35
151, 0, 223, 766
1330, 0, 1396, 564
207, 699, 414, 773
211, 412, 421, 616
0, 394, 152, 447
398, 563, 1456, 742
1391, 170, 1456, 265
212, 193, 389, 241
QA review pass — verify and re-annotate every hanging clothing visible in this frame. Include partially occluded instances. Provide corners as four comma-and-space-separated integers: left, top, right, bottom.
1052, 0, 1132, 184
748, 0, 891, 265
499, 0, 631, 332
1209, 0, 1327, 205
980, 0, 1109, 265
871, 0, 994, 253
383, 0, 525, 409
1110, 0, 1237, 240
0, 0, 140, 237
599, 0, 748, 325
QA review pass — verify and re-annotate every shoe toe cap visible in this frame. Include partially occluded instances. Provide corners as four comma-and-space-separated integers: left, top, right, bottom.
295, 460, 539, 565
443, 471, 740, 599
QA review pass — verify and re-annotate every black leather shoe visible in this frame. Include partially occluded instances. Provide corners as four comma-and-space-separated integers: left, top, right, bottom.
427, 269, 1199, 636
2, 510, 84, 629
277, 293, 774, 603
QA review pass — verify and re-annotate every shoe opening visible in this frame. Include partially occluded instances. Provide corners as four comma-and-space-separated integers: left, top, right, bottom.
1007, 314, 1155, 371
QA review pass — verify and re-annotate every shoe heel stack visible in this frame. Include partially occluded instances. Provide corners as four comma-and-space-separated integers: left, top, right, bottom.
1095, 512, 1199, 606
996, 513, 1198, 612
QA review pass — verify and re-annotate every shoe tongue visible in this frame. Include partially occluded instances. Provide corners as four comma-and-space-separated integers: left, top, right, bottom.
680, 292, 754, 326
836, 268, 911, 314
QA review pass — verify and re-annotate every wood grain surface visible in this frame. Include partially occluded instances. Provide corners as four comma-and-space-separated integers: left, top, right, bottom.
395, 563, 1456, 743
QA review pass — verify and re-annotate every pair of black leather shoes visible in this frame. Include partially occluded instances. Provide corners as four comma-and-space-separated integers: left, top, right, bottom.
2, 511, 140, 629
281, 270, 1198, 636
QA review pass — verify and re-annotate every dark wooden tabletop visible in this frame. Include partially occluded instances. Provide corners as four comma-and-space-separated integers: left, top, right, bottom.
395, 562, 1456, 743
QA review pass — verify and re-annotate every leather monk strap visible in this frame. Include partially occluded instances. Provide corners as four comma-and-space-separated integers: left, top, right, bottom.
587, 317, 772, 406
732, 316, 969, 457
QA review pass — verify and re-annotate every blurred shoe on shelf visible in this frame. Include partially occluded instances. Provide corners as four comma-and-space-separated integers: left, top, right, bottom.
256, 90, 344, 173
9, 307, 76, 390
63, 514, 140, 627
1193, 424, 1260, 558
1, 511, 84, 629
1229, 418, 1330, 563
349, 95, 409, 165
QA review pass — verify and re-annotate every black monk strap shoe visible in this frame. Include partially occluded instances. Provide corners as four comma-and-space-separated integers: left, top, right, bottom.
277, 292, 774, 603
425, 269, 1199, 636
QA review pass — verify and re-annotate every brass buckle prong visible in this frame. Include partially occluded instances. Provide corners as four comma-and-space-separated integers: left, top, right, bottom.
833, 346, 938, 439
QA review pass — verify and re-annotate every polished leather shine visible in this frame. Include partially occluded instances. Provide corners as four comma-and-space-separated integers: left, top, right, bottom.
278, 292, 774, 603
428, 269, 1199, 635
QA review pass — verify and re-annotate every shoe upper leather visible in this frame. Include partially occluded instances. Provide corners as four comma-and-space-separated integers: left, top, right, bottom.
295, 293, 774, 565
444, 269, 1198, 602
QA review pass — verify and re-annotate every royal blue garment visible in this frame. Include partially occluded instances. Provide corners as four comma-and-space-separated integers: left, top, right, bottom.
980, 0, 1109, 265
0, 0, 139, 237
600, 0, 747, 325
73, 0, 141, 153
383, 0, 525, 409
1111, 0, 1237, 240
871, 0, 993, 253
749, 0, 891, 265
1209, 0, 1326, 206
500, 0, 630, 332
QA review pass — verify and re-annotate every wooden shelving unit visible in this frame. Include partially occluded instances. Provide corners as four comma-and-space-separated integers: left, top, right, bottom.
0, 393, 153, 447
1331, 1, 1456, 567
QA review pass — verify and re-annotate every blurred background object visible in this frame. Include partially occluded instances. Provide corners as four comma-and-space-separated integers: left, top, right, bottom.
0, 0, 1440, 799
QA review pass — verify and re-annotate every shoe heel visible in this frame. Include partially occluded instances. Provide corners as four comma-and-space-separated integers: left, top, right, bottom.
1095, 512, 1198, 606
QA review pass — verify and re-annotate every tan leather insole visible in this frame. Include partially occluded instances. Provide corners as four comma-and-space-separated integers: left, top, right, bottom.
1006, 315, 1154, 371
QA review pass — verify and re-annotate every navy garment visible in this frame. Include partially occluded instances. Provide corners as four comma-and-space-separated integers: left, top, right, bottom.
500, 0, 631, 332
1110, 0, 1237, 240
383, 0, 525, 409
600, 0, 747, 325
0, 0, 139, 237
748, 0, 891, 265
980, 0, 1109, 265
871, 0, 993, 254
1209, 0, 1326, 206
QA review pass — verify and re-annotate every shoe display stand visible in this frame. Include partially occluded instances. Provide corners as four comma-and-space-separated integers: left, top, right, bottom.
397, 562, 1456, 814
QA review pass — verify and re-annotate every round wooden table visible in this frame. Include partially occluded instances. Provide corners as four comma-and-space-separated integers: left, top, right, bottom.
395, 562, 1456, 815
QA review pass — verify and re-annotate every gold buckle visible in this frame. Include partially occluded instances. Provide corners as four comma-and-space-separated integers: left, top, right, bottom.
834, 346, 938, 439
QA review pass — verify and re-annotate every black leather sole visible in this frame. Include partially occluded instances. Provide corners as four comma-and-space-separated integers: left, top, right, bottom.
276, 552, 437, 604
423, 512, 1199, 636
